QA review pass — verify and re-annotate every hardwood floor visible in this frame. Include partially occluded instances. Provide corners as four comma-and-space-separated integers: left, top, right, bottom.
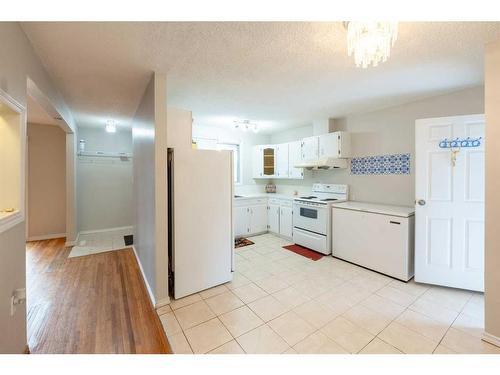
26, 238, 171, 354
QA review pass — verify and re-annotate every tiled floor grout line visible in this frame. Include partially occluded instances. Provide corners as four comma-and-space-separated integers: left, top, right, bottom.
431, 292, 476, 353
160, 234, 487, 354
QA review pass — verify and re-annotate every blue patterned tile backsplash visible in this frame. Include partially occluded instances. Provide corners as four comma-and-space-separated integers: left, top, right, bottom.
350, 153, 411, 175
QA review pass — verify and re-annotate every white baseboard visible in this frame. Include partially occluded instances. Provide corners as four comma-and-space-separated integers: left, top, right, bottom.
78, 225, 133, 236
156, 297, 171, 308
131, 245, 157, 307
27, 233, 66, 241
482, 332, 500, 348
73, 226, 133, 246
65, 240, 76, 247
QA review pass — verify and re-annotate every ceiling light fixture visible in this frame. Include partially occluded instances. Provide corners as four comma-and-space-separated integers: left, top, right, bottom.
234, 119, 259, 133
344, 21, 398, 68
105, 120, 117, 133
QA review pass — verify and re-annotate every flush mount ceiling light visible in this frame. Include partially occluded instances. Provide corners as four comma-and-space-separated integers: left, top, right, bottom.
344, 21, 398, 68
234, 119, 259, 133
105, 120, 117, 133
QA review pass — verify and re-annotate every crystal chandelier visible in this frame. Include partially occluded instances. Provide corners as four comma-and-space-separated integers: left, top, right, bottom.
345, 22, 398, 68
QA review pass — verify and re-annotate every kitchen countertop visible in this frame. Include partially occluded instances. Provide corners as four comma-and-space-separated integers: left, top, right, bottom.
331, 201, 415, 218
233, 193, 297, 200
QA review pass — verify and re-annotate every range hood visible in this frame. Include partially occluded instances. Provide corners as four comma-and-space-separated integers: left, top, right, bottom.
295, 157, 348, 170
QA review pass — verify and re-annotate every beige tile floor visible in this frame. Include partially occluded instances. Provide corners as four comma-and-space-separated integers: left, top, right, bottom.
157, 233, 498, 354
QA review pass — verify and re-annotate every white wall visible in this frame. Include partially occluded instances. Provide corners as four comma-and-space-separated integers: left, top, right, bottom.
269, 86, 485, 205
271, 125, 312, 144
0, 22, 74, 354
132, 73, 169, 306
27, 123, 66, 239
193, 124, 271, 195
485, 40, 500, 344
77, 126, 133, 232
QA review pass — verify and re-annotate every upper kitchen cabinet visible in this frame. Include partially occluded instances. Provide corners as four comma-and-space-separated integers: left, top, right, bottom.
262, 145, 276, 177
318, 131, 351, 158
275, 143, 289, 178
288, 140, 304, 179
253, 141, 304, 179
252, 145, 264, 178
301, 136, 319, 161
253, 145, 277, 178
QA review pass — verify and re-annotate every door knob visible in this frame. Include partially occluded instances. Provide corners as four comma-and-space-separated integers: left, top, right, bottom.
417, 199, 426, 206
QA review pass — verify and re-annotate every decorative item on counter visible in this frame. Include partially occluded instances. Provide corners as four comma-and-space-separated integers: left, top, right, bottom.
351, 153, 410, 175
293, 190, 298, 196
265, 183, 276, 193
1, 208, 15, 213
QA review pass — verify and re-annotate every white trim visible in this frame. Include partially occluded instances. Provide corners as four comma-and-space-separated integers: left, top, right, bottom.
27, 233, 66, 241
73, 226, 133, 246
131, 245, 156, 307
155, 297, 171, 308
483, 332, 500, 348
0, 211, 23, 234
77, 225, 133, 236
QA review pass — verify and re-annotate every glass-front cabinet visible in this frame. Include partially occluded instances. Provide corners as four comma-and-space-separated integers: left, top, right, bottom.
252, 145, 277, 178
262, 147, 275, 176
253, 143, 305, 179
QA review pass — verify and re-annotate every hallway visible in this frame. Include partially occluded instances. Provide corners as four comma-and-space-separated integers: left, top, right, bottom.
26, 238, 171, 354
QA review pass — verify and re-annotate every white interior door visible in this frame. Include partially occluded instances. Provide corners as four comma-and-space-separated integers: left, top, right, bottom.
415, 114, 485, 291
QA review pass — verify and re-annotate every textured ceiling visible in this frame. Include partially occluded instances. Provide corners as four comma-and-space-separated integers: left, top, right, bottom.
21, 22, 500, 133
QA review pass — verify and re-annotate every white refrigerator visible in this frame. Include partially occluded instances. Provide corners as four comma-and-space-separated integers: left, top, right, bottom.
167, 109, 234, 299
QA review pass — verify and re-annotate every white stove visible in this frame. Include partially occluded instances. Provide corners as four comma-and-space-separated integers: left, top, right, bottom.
294, 184, 349, 206
293, 184, 349, 255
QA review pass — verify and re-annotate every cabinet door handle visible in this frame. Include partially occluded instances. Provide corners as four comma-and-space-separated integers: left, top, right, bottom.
390, 221, 401, 225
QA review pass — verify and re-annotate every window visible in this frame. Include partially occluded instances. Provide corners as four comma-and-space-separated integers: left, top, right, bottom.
193, 138, 241, 184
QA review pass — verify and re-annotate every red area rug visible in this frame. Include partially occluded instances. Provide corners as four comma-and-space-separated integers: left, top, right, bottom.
282, 244, 324, 261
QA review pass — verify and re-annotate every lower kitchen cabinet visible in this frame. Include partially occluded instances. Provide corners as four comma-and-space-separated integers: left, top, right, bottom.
268, 198, 293, 239
234, 197, 294, 239
234, 198, 268, 237
250, 204, 268, 234
234, 206, 250, 237
331, 202, 415, 281
268, 203, 280, 234
279, 205, 293, 238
